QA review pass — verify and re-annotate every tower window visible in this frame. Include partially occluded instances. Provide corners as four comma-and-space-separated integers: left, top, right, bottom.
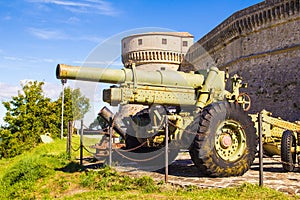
183, 41, 188, 47
162, 38, 167, 44
138, 39, 142, 45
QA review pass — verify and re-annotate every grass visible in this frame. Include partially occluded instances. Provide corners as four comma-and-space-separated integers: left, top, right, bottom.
0, 137, 298, 199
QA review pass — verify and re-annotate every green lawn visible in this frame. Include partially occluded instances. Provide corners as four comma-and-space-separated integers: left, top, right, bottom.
0, 137, 298, 200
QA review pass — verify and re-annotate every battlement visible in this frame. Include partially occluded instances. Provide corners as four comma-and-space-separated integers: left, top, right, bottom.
181, 0, 300, 122
184, 0, 300, 66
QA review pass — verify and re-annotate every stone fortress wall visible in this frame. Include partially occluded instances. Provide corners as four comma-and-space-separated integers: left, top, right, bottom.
180, 0, 300, 121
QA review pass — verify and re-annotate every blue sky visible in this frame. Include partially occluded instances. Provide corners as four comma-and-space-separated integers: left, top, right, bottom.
0, 0, 262, 124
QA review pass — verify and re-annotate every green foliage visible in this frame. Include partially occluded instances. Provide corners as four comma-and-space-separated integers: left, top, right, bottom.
0, 81, 57, 158
0, 141, 70, 199
89, 115, 108, 130
0, 81, 90, 158
1, 157, 51, 198
79, 166, 159, 193
134, 176, 158, 193
56, 87, 90, 136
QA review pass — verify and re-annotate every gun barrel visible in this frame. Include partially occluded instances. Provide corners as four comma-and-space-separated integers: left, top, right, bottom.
56, 64, 205, 88
56, 64, 126, 84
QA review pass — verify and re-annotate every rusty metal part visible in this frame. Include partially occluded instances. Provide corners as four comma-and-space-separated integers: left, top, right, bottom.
98, 106, 126, 140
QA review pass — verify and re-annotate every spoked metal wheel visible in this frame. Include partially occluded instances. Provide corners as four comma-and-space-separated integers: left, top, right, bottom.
237, 93, 251, 111
215, 120, 247, 162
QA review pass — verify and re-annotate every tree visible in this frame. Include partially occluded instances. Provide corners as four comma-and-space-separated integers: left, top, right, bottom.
0, 82, 90, 158
89, 115, 109, 130
0, 81, 58, 158
55, 87, 90, 136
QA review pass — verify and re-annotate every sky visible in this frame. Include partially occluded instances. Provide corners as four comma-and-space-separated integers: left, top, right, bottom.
0, 0, 262, 125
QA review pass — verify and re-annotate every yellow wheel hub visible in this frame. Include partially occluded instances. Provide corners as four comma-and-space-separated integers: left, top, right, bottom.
215, 120, 247, 162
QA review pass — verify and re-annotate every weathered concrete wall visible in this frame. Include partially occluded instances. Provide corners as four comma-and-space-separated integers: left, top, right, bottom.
181, 0, 300, 121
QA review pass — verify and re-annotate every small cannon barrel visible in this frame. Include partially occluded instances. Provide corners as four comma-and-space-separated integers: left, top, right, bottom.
56, 64, 205, 88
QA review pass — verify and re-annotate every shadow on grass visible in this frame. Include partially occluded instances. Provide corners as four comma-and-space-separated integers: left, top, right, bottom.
55, 157, 105, 173
56, 161, 85, 173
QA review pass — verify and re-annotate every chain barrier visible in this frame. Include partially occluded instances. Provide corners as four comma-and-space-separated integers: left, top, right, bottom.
82, 145, 96, 155
70, 144, 80, 152
117, 141, 147, 152
89, 111, 173, 163
114, 148, 165, 162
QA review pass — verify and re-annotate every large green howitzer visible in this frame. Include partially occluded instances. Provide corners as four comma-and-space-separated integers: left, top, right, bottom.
56, 63, 257, 177
57, 63, 226, 108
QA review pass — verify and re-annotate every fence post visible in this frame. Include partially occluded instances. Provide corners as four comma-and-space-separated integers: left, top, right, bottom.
80, 119, 83, 166
66, 121, 71, 158
258, 112, 264, 186
165, 116, 169, 183
108, 118, 113, 167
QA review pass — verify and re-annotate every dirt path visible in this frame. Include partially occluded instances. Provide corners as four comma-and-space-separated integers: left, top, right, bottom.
113, 153, 300, 195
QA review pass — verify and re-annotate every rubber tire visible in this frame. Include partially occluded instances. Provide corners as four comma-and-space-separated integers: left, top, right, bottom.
189, 101, 258, 177
281, 130, 296, 172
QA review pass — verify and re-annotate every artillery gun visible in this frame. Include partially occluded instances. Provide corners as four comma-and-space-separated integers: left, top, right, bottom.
56, 63, 257, 177
250, 110, 300, 172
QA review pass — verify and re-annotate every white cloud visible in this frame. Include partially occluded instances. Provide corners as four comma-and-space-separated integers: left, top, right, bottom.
66, 16, 80, 24
0, 81, 62, 101
28, 0, 120, 16
3, 16, 12, 20
19, 79, 36, 86
27, 56, 60, 63
27, 28, 67, 40
1, 54, 60, 66
78, 35, 103, 43
0, 82, 20, 100
73, 60, 123, 66
19, 80, 62, 99
43, 82, 62, 99
3, 56, 23, 61
27, 27, 103, 43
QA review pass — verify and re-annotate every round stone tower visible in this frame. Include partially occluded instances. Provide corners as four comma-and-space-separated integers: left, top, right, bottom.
121, 32, 194, 71
118, 32, 194, 118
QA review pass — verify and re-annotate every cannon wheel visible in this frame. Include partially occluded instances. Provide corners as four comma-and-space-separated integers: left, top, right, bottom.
189, 101, 257, 177
281, 130, 296, 172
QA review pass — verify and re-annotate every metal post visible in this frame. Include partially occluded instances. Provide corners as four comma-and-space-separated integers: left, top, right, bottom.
108, 118, 113, 167
165, 116, 169, 183
80, 119, 83, 166
60, 79, 67, 139
258, 112, 263, 186
69, 122, 72, 156
66, 121, 71, 157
